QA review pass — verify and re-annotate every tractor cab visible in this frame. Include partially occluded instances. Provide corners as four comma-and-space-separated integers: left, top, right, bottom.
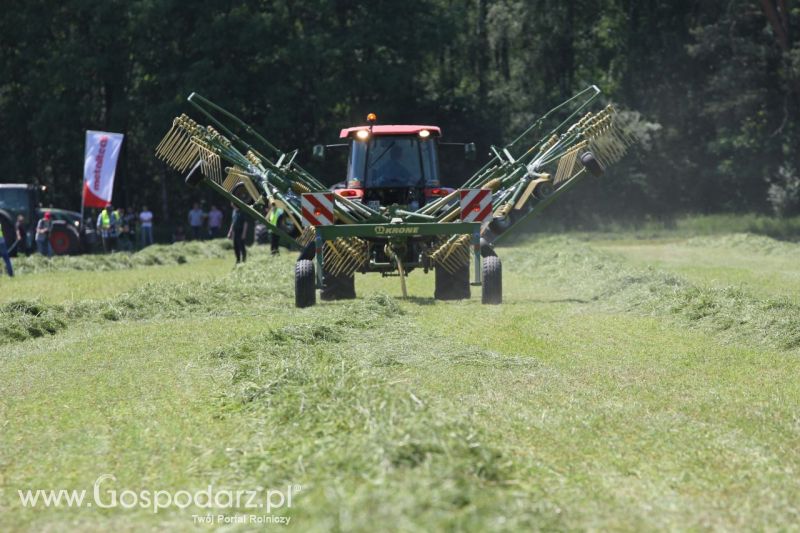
335, 124, 453, 210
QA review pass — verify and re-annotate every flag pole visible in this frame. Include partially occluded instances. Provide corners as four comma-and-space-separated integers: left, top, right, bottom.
81, 131, 87, 227
80, 179, 86, 227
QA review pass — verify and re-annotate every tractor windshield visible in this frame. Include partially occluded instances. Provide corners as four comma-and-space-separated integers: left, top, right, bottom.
348, 136, 440, 189
0, 188, 31, 214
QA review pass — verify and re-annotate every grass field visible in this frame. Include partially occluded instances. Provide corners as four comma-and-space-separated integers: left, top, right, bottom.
2, 228, 800, 531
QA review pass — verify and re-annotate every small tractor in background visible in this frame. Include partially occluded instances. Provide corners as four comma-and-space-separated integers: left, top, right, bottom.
156, 85, 633, 306
0, 183, 96, 255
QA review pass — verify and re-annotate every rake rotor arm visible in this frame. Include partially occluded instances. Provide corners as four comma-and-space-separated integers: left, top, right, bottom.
188, 92, 282, 157
489, 167, 588, 244
426, 85, 635, 244
203, 177, 298, 244
188, 93, 327, 192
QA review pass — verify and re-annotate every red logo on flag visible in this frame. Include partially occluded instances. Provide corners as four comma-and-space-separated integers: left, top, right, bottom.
301, 193, 335, 227
459, 189, 493, 222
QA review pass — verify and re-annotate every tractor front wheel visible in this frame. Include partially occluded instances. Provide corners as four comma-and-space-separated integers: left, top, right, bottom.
434, 263, 470, 300
481, 256, 502, 305
295, 259, 316, 308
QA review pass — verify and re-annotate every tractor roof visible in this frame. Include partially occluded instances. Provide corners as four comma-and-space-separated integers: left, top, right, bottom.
339, 125, 442, 139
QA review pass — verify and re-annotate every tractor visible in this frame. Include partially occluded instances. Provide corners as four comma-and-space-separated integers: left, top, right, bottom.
0, 183, 96, 256
156, 85, 633, 306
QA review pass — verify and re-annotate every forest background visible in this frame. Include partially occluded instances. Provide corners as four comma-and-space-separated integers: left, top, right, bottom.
1, 0, 798, 227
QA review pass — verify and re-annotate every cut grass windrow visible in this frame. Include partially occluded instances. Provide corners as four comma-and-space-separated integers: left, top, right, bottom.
4, 233, 800, 530
0, 250, 291, 346
10, 240, 232, 276
203, 294, 558, 531
7, 234, 800, 352
507, 236, 800, 351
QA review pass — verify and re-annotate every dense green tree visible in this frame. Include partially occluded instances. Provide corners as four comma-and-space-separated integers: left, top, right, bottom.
1, 0, 797, 228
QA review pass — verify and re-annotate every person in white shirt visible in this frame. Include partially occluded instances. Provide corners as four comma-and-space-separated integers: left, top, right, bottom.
188, 203, 205, 240
139, 206, 154, 247
207, 205, 223, 239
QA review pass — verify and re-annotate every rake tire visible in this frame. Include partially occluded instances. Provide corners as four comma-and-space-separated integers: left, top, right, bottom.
481, 256, 502, 305
185, 170, 204, 187
580, 151, 604, 177
295, 259, 316, 308
434, 262, 471, 300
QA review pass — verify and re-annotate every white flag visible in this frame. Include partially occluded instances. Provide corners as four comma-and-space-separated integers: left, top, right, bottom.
83, 130, 124, 208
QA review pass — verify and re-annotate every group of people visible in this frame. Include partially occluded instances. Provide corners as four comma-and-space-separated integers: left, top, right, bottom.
95, 204, 155, 253
181, 203, 226, 241
183, 203, 250, 263
0, 212, 60, 277
7, 213, 54, 258
0, 201, 268, 279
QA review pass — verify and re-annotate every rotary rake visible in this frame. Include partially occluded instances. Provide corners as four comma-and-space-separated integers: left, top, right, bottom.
155, 85, 634, 306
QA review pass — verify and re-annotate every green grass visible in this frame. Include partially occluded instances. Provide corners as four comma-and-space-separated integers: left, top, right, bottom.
521, 213, 800, 241
0, 260, 231, 304
594, 232, 800, 303
2, 230, 800, 530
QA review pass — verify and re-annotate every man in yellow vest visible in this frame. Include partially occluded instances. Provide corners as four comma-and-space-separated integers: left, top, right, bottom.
268, 204, 283, 256
96, 204, 119, 253
0, 223, 14, 277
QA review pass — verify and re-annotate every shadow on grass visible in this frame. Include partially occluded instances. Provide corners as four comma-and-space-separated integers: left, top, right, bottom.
404, 296, 437, 306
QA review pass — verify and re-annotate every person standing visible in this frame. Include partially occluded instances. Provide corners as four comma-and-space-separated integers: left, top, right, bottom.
227, 203, 248, 264
96, 204, 119, 253
124, 207, 137, 249
268, 204, 283, 256
0, 223, 14, 277
173, 225, 186, 242
188, 203, 205, 240
116, 207, 132, 251
15, 214, 29, 256
207, 205, 223, 239
35, 212, 53, 257
139, 205, 154, 247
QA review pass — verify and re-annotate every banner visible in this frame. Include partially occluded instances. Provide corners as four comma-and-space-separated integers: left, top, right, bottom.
83, 130, 124, 208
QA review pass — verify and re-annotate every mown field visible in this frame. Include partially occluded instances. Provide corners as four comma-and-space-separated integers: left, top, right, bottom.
1, 226, 800, 531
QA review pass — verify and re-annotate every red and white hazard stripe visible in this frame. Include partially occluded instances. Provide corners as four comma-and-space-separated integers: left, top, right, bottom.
301, 192, 335, 227
459, 189, 493, 223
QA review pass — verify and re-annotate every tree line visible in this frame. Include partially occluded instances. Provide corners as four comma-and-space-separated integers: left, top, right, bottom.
1, 0, 798, 226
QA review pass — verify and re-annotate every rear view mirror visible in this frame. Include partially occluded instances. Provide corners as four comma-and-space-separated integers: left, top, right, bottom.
312, 144, 326, 161
464, 142, 476, 161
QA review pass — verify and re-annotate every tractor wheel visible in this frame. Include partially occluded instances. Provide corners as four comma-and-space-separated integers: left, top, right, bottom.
295, 259, 316, 308
50, 222, 80, 255
321, 270, 356, 301
580, 151, 604, 177
481, 256, 502, 305
434, 262, 470, 300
